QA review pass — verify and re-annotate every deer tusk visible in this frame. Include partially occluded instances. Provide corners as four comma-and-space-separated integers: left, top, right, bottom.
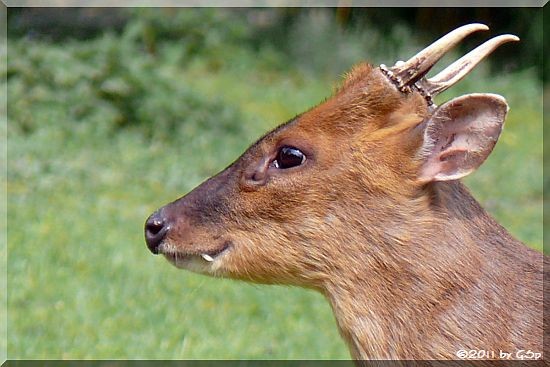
201, 253, 214, 262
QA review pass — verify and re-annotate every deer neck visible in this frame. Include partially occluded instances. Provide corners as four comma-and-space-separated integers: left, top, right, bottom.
321, 181, 503, 359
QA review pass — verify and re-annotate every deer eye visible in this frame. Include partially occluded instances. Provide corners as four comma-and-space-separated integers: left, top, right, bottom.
274, 146, 306, 169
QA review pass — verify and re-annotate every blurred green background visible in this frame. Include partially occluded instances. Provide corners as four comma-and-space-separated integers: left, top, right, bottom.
6, 7, 544, 359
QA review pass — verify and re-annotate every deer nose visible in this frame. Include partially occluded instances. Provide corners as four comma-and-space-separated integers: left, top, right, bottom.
144, 210, 169, 254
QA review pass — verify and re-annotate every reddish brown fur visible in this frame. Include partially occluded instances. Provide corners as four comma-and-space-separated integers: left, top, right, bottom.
148, 62, 546, 360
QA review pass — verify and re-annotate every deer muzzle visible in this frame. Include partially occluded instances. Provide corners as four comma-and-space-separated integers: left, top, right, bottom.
144, 167, 236, 268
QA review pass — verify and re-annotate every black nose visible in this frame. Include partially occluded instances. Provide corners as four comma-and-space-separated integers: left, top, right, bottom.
144, 211, 169, 254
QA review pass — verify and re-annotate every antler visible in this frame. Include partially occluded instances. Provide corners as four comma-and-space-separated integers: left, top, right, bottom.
380, 23, 519, 104
418, 34, 519, 96
381, 23, 489, 89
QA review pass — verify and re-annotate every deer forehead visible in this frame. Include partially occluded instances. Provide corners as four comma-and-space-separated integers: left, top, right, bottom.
248, 66, 419, 155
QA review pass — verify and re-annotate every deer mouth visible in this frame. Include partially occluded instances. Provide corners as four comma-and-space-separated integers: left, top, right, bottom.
161, 241, 232, 267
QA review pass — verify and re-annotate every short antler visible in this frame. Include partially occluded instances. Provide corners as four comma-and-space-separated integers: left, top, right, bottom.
380, 23, 488, 90
418, 34, 519, 96
380, 23, 518, 105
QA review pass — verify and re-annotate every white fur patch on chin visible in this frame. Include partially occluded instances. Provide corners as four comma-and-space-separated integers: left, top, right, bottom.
163, 251, 227, 275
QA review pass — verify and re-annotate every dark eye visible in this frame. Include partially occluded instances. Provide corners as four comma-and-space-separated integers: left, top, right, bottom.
274, 146, 306, 169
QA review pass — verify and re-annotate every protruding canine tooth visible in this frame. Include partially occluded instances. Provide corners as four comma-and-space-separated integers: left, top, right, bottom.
201, 253, 214, 262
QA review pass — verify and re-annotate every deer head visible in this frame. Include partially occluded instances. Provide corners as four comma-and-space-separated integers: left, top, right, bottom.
144, 24, 518, 290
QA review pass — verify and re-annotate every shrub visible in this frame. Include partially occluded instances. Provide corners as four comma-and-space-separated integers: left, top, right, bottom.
7, 31, 244, 141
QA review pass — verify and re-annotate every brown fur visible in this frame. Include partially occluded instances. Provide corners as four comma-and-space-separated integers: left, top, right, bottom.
150, 63, 546, 360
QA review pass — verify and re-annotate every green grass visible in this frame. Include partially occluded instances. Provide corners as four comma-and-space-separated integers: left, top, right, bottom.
6, 12, 543, 359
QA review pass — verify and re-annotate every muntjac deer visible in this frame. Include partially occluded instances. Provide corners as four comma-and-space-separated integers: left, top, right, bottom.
144, 24, 546, 361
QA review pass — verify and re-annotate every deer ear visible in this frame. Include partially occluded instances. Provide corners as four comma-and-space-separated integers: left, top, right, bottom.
417, 93, 508, 183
